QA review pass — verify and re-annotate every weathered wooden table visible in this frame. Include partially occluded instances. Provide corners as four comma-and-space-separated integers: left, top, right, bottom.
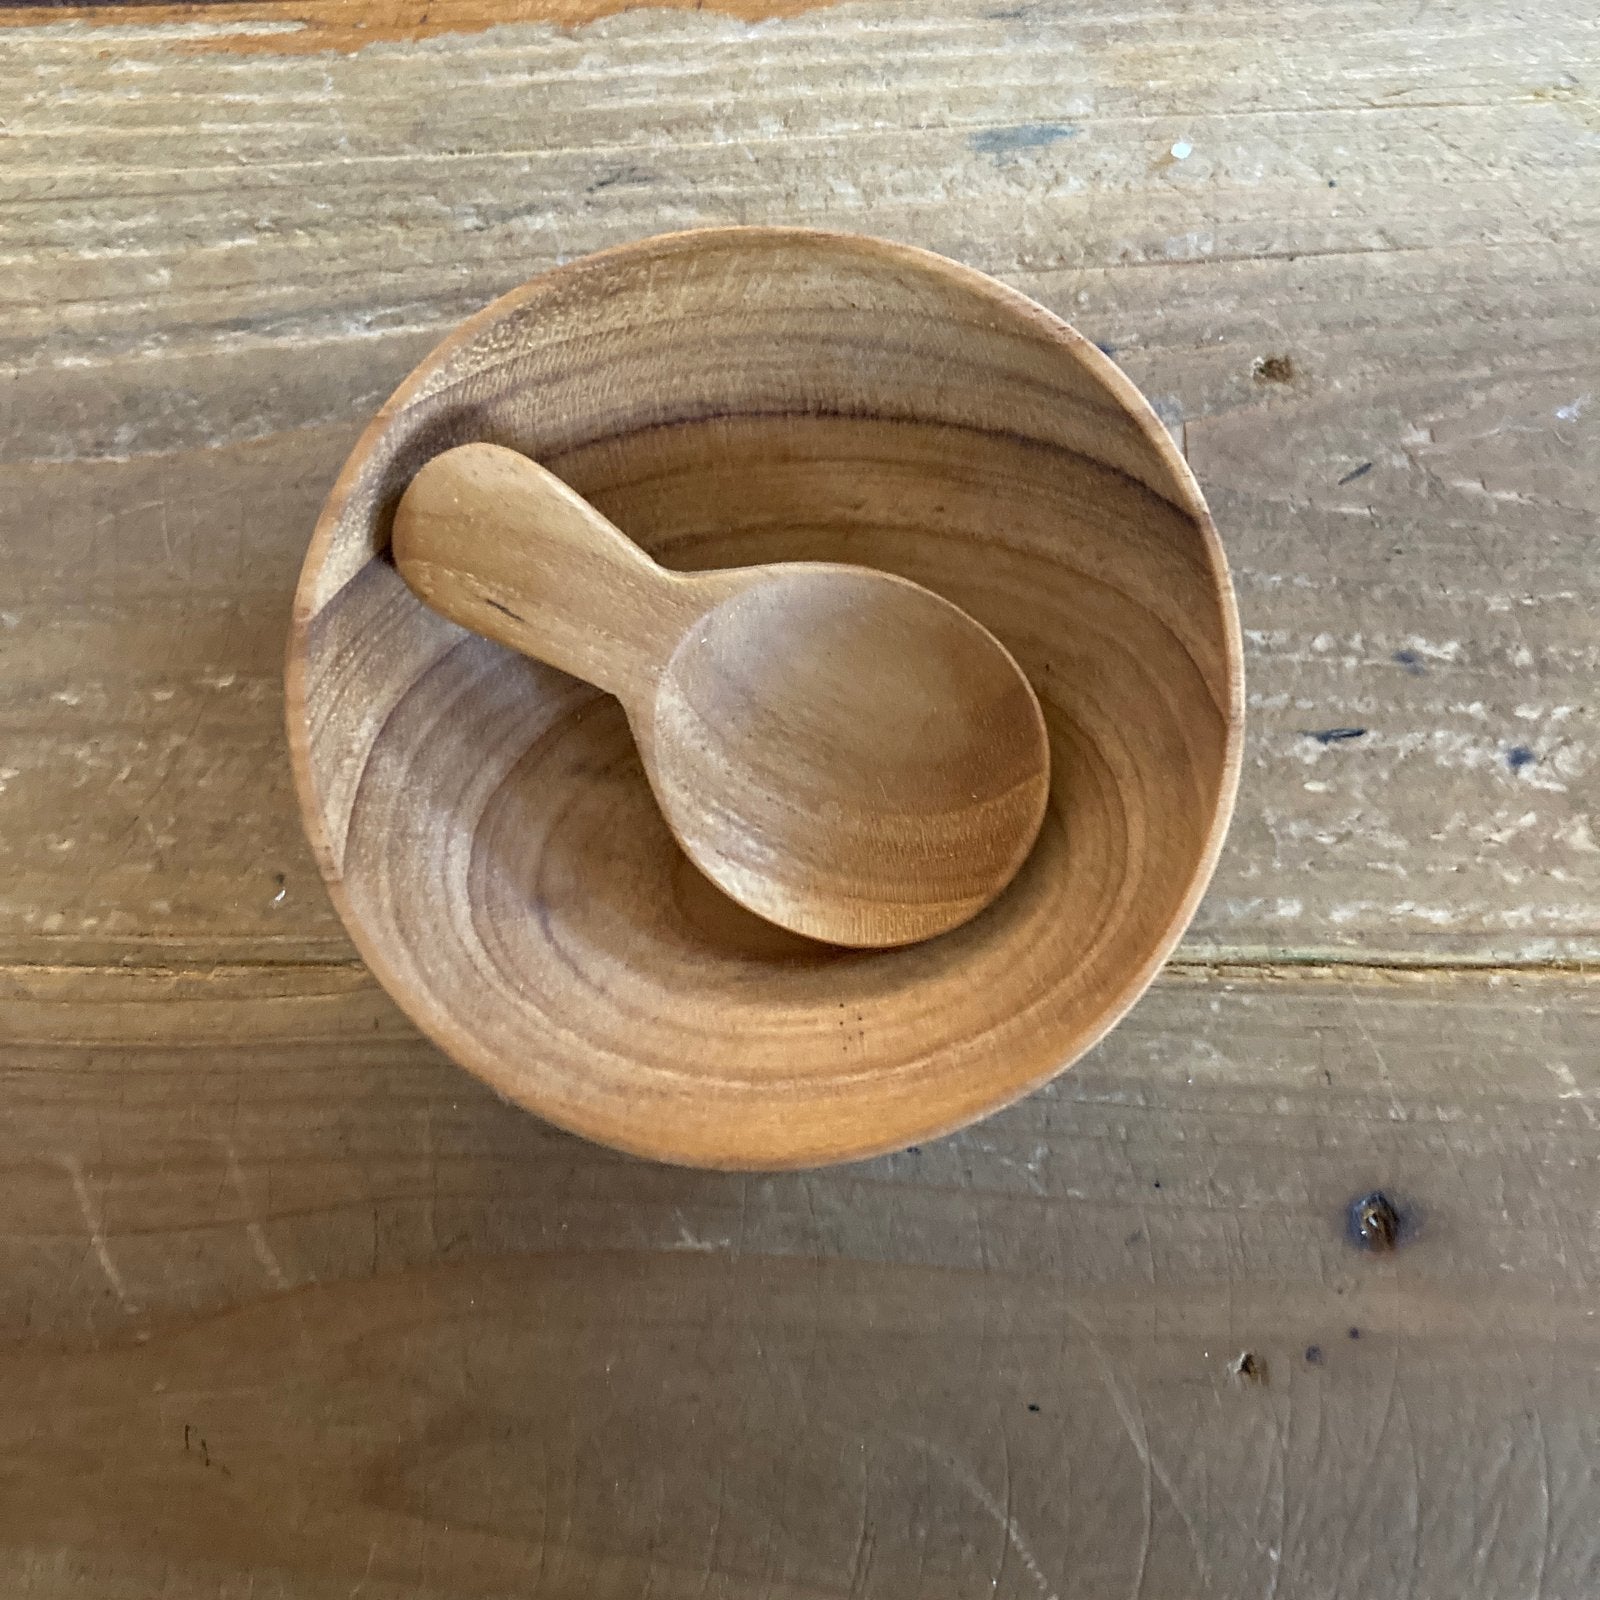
3, 1, 1597, 1593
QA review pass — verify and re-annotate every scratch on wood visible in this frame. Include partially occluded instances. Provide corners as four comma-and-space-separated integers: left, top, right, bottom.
1063, 1303, 1212, 1590
901, 1436, 1060, 1600
61, 1154, 141, 1314
221, 1137, 292, 1290
348, 1538, 378, 1598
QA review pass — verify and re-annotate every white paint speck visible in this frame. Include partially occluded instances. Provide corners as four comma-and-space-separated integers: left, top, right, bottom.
1559, 816, 1599, 854
1399, 637, 1462, 663
1171, 140, 1193, 159
1555, 395, 1590, 422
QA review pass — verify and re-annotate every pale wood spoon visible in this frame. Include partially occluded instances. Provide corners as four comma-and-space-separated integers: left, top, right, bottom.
391, 442, 1051, 947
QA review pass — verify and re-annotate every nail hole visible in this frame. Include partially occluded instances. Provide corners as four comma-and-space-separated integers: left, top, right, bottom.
1349, 1190, 1402, 1252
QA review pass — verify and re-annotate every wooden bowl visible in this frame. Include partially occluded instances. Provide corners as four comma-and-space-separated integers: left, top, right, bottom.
287, 228, 1244, 1169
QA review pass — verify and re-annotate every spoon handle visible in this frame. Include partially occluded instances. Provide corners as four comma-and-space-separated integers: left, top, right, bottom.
391, 443, 694, 702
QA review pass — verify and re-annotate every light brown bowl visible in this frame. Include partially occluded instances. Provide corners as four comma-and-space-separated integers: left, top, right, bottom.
287, 228, 1244, 1169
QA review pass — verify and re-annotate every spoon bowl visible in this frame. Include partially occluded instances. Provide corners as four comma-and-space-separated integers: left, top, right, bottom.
652, 564, 1049, 945
393, 443, 1050, 946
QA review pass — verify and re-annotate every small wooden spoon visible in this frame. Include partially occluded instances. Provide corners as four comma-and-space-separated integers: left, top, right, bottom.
392, 443, 1050, 947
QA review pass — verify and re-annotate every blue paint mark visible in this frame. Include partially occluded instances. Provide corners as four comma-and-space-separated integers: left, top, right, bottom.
1306, 727, 1368, 745
1094, 340, 1118, 358
1393, 649, 1425, 675
1337, 461, 1374, 486
969, 123, 1079, 156
1507, 744, 1536, 773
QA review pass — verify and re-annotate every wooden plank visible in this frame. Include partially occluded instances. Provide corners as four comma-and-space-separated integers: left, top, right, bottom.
0, 0, 837, 47
3, 966, 1599, 1595
1, 0, 1596, 967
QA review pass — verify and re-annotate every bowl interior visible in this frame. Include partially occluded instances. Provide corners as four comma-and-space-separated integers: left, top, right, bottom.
288, 229, 1242, 1168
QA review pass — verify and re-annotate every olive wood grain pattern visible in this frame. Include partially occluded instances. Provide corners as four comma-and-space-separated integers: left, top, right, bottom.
391, 441, 1051, 947
287, 227, 1244, 1168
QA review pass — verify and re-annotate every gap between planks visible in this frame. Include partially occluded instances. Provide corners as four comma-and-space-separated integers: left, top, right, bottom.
1, 953, 1594, 985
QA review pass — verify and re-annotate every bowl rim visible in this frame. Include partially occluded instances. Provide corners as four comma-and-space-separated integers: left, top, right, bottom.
285, 225, 1245, 1168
